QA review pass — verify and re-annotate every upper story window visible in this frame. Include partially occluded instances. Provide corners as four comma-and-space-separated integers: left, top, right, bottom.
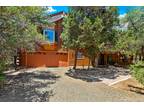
43, 29, 55, 43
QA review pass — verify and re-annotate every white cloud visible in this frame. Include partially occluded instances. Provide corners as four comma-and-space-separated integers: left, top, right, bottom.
47, 6, 56, 13
119, 13, 126, 19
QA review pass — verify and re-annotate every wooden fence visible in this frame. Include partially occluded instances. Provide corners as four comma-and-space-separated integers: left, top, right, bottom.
20, 51, 68, 67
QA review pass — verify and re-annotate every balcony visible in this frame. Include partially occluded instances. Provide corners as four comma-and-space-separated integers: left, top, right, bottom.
41, 42, 58, 51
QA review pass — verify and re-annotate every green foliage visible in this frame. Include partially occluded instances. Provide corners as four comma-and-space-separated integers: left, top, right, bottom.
62, 6, 119, 67
130, 61, 144, 85
61, 9, 83, 69
0, 6, 48, 74
61, 9, 82, 50
0, 7, 47, 55
114, 6, 144, 67
115, 30, 137, 55
115, 7, 144, 56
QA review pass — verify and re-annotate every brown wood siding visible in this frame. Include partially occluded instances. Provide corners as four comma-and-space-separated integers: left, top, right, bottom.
55, 19, 63, 49
20, 51, 68, 67
68, 50, 90, 66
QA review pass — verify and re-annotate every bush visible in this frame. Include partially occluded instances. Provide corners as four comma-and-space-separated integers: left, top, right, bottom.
130, 61, 144, 85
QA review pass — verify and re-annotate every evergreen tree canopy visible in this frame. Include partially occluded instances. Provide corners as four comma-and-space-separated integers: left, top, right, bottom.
62, 6, 119, 67
0, 7, 49, 66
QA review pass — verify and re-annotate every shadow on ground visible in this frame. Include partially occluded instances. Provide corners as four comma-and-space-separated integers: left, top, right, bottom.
0, 70, 60, 102
66, 66, 130, 82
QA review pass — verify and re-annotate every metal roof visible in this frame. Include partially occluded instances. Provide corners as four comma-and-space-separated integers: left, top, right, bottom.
48, 12, 66, 23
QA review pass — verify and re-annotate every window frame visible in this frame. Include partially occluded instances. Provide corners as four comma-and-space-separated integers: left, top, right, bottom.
43, 29, 55, 43
76, 51, 84, 59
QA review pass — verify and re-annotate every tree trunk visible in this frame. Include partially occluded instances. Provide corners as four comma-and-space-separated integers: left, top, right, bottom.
73, 50, 78, 69
87, 58, 91, 70
91, 56, 96, 67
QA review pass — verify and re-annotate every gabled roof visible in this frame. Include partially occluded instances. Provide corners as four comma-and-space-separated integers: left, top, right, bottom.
48, 11, 66, 23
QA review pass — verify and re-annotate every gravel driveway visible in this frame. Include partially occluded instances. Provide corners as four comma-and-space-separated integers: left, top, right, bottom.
48, 68, 144, 102
0, 67, 144, 102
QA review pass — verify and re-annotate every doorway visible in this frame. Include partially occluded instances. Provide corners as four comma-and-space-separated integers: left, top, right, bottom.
98, 54, 105, 65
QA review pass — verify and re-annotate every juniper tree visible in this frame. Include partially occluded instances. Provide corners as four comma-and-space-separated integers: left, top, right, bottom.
78, 7, 119, 67
115, 7, 144, 61
62, 6, 119, 68
0, 7, 48, 71
61, 9, 83, 69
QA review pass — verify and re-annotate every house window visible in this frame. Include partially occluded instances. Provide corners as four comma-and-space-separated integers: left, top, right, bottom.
43, 29, 55, 43
77, 52, 84, 59
55, 31, 58, 43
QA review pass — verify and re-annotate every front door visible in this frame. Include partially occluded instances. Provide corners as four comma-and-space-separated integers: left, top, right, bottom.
98, 54, 105, 65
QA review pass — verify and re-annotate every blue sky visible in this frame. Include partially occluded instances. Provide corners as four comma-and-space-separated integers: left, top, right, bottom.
118, 6, 128, 14
47, 6, 69, 14
48, 6, 136, 15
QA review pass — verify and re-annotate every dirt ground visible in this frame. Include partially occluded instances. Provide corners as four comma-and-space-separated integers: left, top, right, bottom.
0, 67, 144, 102
112, 78, 144, 94
0, 68, 60, 102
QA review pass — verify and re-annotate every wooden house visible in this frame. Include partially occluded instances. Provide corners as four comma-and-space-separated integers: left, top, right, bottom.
19, 11, 133, 67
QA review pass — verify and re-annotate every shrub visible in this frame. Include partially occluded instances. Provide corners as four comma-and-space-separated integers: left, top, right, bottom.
130, 61, 144, 85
